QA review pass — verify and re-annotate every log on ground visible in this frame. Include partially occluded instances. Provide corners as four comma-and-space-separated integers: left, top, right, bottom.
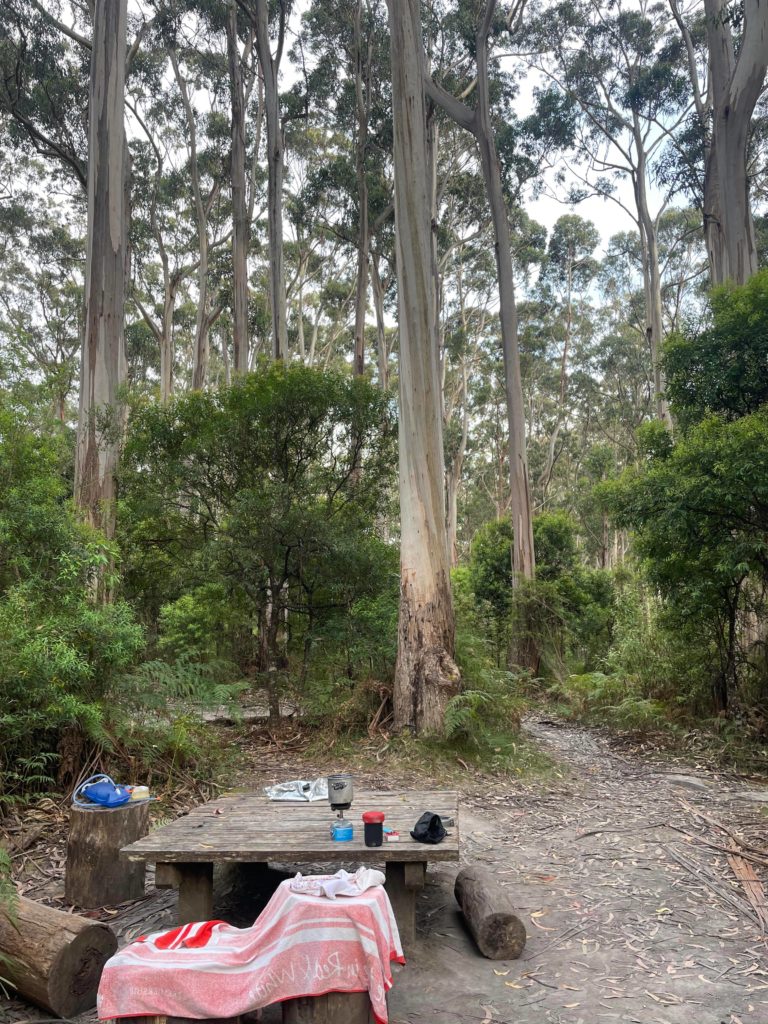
0, 894, 117, 1017
454, 865, 526, 959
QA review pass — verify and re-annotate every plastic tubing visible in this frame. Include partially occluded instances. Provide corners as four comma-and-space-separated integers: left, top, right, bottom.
71, 773, 152, 810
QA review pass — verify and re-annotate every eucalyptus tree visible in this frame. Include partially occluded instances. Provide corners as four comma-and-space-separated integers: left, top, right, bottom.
128, 76, 200, 401
425, 0, 538, 584
299, 0, 392, 376
226, 0, 253, 373
0, 157, 83, 421
167, 30, 230, 391
668, 0, 768, 285
441, 236, 495, 565
388, 0, 459, 734
528, 0, 691, 427
75, 0, 128, 542
534, 214, 599, 500
0, 0, 89, 188
236, 0, 292, 361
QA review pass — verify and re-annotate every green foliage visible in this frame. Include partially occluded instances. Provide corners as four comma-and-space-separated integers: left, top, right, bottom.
600, 275, 768, 717
158, 585, 245, 662
665, 269, 768, 428
466, 512, 614, 676
121, 364, 398, 706
557, 671, 668, 735
449, 564, 526, 755
298, 544, 398, 731
603, 406, 768, 710
0, 398, 145, 800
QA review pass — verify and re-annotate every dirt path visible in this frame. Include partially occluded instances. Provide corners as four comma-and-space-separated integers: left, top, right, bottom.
3, 718, 768, 1024
388, 719, 768, 1024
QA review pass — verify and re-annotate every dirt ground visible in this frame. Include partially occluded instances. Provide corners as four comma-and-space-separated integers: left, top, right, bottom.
4, 717, 768, 1024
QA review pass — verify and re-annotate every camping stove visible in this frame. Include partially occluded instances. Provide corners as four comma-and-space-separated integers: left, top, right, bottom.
327, 774, 354, 841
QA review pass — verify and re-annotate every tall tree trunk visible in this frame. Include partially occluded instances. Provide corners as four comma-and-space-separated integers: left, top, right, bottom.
253, 0, 288, 360
702, 0, 767, 285
446, 360, 469, 567
227, 1, 249, 373
159, 285, 175, 402
371, 252, 388, 389
633, 140, 672, 427
75, 0, 128, 541
424, 0, 536, 583
389, 0, 459, 736
296, 251, 307, 361
352, 0, 369, 376
170, 52, 213, 390
474, 4, 534, 582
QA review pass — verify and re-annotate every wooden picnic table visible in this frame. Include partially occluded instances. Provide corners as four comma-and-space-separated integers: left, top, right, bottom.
121, 789, 459, 946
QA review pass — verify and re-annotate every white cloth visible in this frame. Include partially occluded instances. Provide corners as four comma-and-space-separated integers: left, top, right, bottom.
289, 867, 386, 899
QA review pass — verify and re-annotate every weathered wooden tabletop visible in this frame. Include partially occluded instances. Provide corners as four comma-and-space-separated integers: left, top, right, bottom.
121, 789, 459, 864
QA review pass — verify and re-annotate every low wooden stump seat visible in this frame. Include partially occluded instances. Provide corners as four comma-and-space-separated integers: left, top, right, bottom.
282, 991, 375, 1023
114, 1000, 374, 1024
66, 801, 150, 908
115, 1017, 241, 1024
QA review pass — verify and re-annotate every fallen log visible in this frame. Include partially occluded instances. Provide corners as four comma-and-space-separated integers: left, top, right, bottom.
454, 865, 526, 960
0, 893, 117, 1016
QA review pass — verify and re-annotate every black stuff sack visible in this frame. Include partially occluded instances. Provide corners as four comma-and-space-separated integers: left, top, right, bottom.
411, 811, 447, 844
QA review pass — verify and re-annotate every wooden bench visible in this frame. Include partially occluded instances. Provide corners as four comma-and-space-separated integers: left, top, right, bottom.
121, 789, 459, 946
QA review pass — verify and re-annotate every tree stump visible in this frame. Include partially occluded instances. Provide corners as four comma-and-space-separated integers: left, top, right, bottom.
66, 801, 150, 908
282, 991, 374, 1024
454, 865, 527, 959
116, 1018, 241, 1024
0, 894, 117, 1016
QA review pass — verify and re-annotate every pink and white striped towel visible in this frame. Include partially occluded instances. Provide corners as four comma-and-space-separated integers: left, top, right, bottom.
97, 877, 404, 1024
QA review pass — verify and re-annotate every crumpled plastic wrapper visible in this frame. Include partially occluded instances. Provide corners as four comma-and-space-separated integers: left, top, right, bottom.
264, 778, 329, 802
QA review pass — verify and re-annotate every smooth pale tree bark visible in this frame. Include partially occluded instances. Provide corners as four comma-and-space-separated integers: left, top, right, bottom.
444, 252, 480, 564
632, 139, 671, 427
251, 0, 288, 359
389, 0, 459, 736
669, 0, 767, 285
75, 0, 128, 540
170, 51, 217, 389
352, 0, 370, 376
446, 359, 469, 567
128, 99, 201, 402
703, 0, 767, 285
425, 0, 535, 581
371, 251, 389, 389
227, 1, 249, 373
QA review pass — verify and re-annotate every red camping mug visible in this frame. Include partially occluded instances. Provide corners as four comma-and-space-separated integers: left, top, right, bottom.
362, 810, 385, 848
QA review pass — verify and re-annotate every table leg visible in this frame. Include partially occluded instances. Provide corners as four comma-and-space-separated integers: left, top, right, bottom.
385, 861, 426, 948
177, 863, 214, 924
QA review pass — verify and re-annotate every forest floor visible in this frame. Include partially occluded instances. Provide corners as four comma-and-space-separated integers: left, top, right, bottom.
4, 716, 768, 1024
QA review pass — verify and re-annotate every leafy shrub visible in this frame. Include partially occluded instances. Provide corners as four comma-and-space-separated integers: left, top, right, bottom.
0, 400, 145, 800
158, 585, 246, 662
444, 686, 524, 747
556, 672, 669, 736
449, 565, 526, 752
466, 512, 614, 676
120, 364, 398, 706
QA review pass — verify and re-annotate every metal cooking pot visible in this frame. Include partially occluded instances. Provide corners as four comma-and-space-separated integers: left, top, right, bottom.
327, 773, 354, 811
